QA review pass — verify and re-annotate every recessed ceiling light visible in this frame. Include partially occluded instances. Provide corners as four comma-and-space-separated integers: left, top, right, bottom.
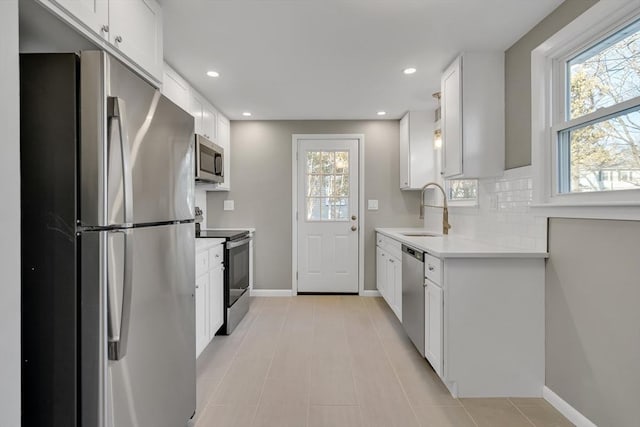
403, 67, 417, 75
206, 70, 220, 78
242, 112, 252, 117
377, 111, 387, 116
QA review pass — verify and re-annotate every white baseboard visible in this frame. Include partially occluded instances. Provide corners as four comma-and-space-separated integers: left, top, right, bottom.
543, 386, 597, 427
250, 289, 293, 297
361, 290, 381, 297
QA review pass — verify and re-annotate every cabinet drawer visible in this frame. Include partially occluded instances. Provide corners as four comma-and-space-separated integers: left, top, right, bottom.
424, 253, 442, 285
376, 233, 402, 260
196, 250, 209, 277
209, 244, 224, 267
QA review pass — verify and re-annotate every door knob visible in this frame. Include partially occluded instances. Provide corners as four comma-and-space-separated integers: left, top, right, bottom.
351, 226, 357, 231
351, 215, 357, 220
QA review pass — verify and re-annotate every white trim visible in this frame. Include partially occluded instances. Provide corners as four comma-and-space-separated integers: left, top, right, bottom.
291, 134, 366, 296
531, 0, 640, 217
543, 386, 598, 427
361, 290, 381, 297
250, 289, 293, 297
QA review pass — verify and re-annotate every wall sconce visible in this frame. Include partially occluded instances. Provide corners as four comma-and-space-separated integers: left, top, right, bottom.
434, 129, 442, 149
433, 92, 442, 149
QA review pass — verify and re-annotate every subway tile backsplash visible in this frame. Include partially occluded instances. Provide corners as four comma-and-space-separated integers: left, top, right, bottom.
423, 166, 547, 251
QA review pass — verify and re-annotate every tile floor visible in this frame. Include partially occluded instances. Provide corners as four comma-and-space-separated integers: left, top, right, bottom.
192, 296, 573, 427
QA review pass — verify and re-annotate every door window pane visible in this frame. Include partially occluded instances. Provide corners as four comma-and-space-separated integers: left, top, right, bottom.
305, 150, 350, 221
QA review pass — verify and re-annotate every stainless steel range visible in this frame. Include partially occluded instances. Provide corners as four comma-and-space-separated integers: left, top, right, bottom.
197, 230, 252, 334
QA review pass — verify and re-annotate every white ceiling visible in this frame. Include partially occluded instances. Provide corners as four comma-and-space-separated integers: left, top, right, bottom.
160, 0, 563, 120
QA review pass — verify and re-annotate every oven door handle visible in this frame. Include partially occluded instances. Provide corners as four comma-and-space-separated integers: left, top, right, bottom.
226, 236, 252, 250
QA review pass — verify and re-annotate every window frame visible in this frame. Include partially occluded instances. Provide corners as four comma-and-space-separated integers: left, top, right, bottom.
531, 0, 640, 219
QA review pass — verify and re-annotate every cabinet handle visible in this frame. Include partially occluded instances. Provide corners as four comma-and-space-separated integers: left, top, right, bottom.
101, 25, 109, 33
215, 254, 220, 258
389, 259, 395, 263
115, 35, 123, 43
428, 265, 435, 271
196, 285, 200, 289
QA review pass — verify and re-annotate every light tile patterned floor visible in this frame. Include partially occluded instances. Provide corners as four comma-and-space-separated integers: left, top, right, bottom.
192, 296, 573, 427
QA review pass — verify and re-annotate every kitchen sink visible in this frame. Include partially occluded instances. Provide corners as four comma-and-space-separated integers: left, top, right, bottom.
400, 232, 439, 237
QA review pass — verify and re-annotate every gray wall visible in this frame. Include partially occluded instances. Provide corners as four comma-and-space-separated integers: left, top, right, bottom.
546, 219, 640, 427
504, 0, 597, 169
206, 120, 422, 291
0, 0, 21, 425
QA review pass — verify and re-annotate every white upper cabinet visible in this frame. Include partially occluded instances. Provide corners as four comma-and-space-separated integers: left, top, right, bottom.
400, 111, 435, 190
161, 63, 192, 113
109, 0, 163, 83
212, 114, 231, 191
52, 0, 109, 36
191, 92, 217, 141
441, 52, 504, 179
37, 0, 163, 84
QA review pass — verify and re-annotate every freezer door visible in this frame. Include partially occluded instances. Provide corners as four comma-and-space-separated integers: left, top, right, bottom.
106, 223, 195, 427
79, 51, 195, 228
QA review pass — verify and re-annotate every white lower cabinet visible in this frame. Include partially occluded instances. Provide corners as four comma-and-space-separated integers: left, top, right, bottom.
195, 274, 209, 356
425, 278, 443, 377
195, 239, 225, 358
375, 231, 545, 398
375, 235, 402, 321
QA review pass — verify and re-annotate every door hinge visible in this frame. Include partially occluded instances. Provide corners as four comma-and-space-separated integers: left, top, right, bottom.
296, 271, 298, 280
296, 151, 298, 160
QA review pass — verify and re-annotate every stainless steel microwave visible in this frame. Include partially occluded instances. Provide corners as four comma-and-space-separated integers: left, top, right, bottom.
195, 134, 224, 183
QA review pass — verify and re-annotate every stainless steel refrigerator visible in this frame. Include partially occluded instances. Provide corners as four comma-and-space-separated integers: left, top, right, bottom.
21, 51, 196, 427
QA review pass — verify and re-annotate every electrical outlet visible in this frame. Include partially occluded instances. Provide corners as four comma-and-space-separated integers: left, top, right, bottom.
223, 200, 234, 211
368, 200, 379, 210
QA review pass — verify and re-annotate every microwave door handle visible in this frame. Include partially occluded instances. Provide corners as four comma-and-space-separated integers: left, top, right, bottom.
107, 229, 134, 361
107, 97, 134, 226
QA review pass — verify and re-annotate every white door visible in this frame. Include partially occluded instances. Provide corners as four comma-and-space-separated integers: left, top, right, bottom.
297, 138, 359, 293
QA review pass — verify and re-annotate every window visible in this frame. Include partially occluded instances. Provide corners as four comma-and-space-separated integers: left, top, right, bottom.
557, 17, 640, 194
532, 0, 640, 212
445, 179, 478, 206
305, 151, 350, 221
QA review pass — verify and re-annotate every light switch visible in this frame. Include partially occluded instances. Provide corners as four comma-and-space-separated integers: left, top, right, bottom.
223, 200, 235, 211
368, 199, 379, 210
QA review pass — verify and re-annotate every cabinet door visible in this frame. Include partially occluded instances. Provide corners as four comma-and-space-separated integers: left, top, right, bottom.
376, 247, 387, 300
425, 280, 443, 376
208, 265, 224, 339
392, 255, 402, 321
109, 0, 163, 81
385, 255, 397, 312
195, 273, 209, 357
191, 95, 204, 135
201, 105, 217, 142
214, 114, 231, 191
162, 64, 191, 113
441, 56, 463, 178
52, 0, 108, 36
399, 113, 410, 189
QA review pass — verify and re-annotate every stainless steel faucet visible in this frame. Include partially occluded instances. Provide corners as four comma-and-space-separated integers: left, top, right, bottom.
420, 182, 452, 235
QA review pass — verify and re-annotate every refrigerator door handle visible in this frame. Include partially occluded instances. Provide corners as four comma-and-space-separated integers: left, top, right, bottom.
107, 229, 134, 361
107, 96, 134, 226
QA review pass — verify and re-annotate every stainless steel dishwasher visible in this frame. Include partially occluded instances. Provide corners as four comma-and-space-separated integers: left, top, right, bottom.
402, 244, 425, 357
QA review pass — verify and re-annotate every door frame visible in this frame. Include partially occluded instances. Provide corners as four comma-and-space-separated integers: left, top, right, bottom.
291, 134, 365, 296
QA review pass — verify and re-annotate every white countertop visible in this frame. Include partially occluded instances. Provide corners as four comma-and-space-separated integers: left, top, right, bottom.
376, 228, 548, 259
